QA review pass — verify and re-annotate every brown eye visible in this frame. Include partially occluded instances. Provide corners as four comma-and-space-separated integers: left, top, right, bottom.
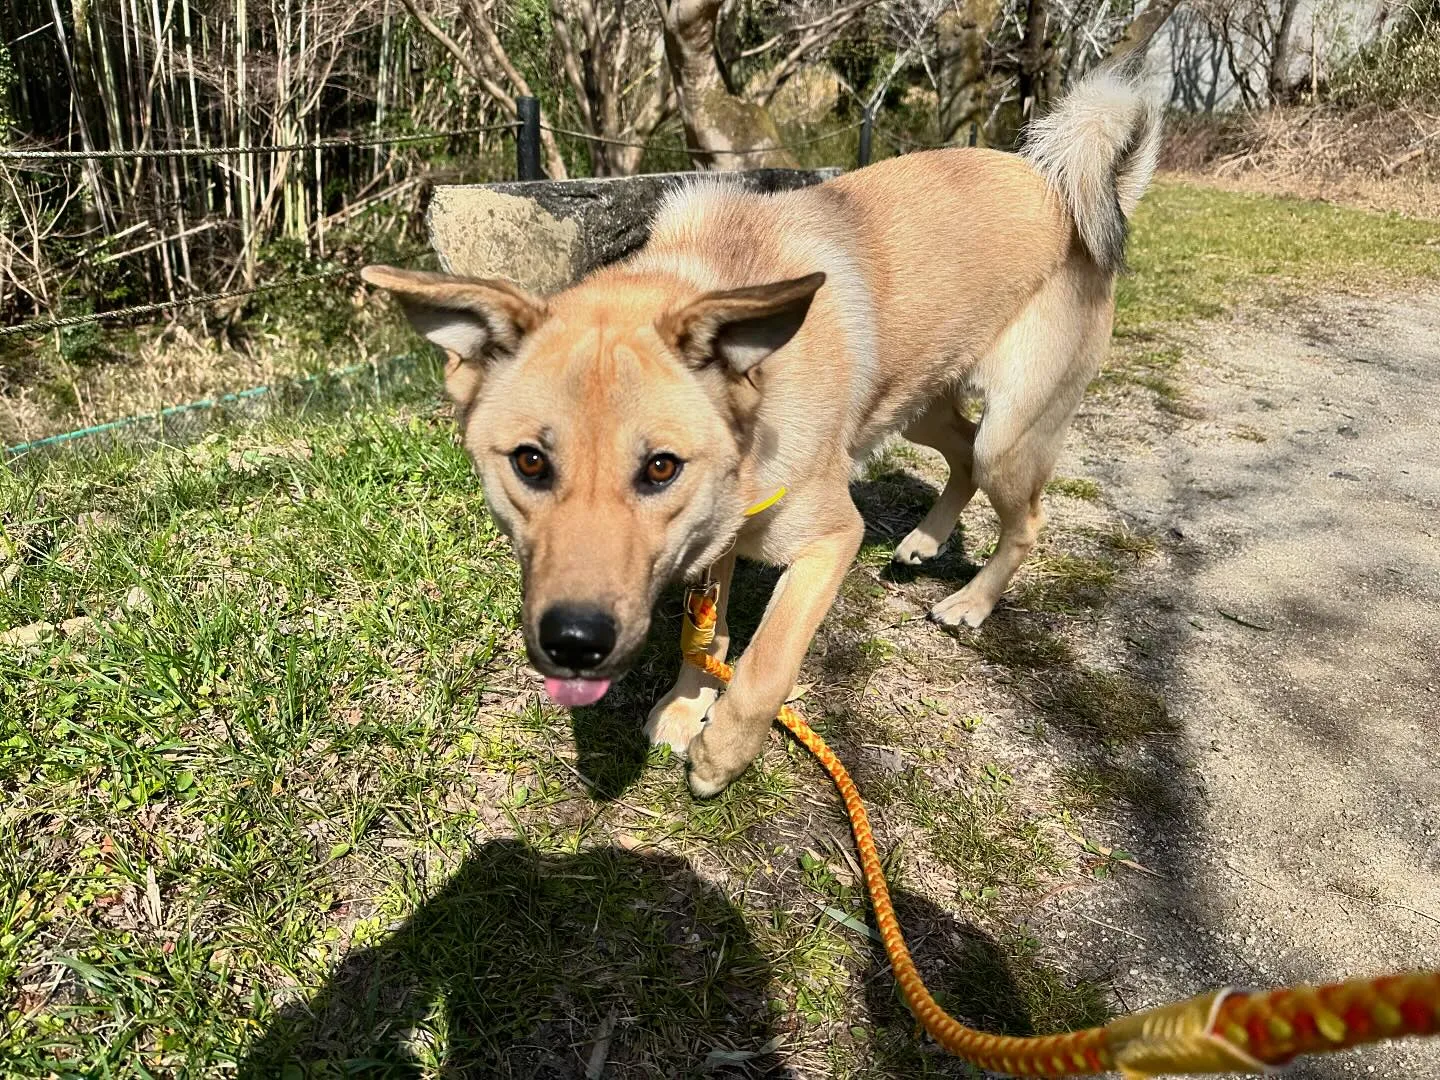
511, 446, 551, 486
641, 453, 682, 489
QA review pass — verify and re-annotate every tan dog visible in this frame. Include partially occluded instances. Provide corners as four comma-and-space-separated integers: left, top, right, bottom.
360, 67, 1161, 797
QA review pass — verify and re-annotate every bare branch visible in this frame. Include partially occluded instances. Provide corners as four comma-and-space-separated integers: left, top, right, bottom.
549, 2, 597, 129
1106, 0, 1183, 62
396, 0, 513, 110
756, 0, 889, 105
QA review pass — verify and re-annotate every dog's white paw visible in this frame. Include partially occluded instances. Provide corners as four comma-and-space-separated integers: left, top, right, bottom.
930, 585, 997, 629
893, 527, 948, 566
685, 726, 743, 799
643, 688, 715, 756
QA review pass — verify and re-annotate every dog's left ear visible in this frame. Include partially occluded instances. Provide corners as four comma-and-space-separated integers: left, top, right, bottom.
658, 272, 825, 375
359, 265, 546, 418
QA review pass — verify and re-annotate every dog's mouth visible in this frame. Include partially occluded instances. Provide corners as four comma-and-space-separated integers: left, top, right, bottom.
521, 592, 660, 708
543, 677, 613, 708
524, 616, 648, 708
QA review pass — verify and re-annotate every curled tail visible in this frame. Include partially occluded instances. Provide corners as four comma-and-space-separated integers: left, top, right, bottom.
1020, 65, 1162, 275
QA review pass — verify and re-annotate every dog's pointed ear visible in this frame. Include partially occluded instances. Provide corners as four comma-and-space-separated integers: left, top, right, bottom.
657, 272, 825, 376
360, 265, 546, 413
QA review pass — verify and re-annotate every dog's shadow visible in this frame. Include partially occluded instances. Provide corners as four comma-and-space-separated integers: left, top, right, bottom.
851, 469, 982, 589
566, 563, 782, 802
568, 695, 654, 801
237, 839, 1058, 1077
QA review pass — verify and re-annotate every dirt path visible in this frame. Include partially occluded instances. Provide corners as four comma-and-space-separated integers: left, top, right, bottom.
1054, 288, 1440, 1077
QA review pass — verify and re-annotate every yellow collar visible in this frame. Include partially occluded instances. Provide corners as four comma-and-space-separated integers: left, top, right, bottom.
742, 486, 786, 517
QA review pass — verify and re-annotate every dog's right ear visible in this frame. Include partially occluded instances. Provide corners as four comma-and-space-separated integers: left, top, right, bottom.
359, 265, 546, 415
657, 272, 825, 376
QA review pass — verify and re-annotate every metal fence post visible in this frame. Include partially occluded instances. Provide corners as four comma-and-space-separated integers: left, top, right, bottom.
858, 106, 873, 168
516, 96, 542, 181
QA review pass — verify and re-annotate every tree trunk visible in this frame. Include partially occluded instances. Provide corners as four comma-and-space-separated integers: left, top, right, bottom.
1267, 0, 1302, 103
659, 0, 796, 171
936, 0, 998, 145
1017, 0, 1052, 120
399, 0, 569, 179
1106, 0, 1183, 63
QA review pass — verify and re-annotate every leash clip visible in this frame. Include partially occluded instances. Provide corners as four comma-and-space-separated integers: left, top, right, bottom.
680, 580, 720, 655
680, 485, 782, 657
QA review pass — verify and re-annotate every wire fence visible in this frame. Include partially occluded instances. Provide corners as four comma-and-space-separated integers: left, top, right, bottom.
0, 271, 349, 338
881, 123, 981, 152
0, 246, 435, 339
3, 112, 886, 167
0, 124, 520, 163
1, 98, 969, 345
2, 96, 986, 457
4, 351, 429, 458
535, 118, 868, 154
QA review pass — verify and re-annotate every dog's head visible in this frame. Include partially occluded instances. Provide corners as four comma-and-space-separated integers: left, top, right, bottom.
361, 265, 823, 705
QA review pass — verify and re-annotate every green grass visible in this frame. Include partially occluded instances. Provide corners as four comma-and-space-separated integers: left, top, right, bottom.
897, 768, 1059, 906
1014, 552, 1119, 614
0, 235, 435, 449
0, 402, 819, 1074
1119, 179, 1440, 334
1044, 476, 1102, 502
1104, 180, 1440, 408
1091, 522, 1158, 562
0, 391, 1100, 1076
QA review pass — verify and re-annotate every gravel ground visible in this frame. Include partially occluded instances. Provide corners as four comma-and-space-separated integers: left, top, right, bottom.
1055, 288, 1440, 1079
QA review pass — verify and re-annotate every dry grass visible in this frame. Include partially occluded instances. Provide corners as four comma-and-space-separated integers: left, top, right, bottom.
1, 256, 427, 449
2, 327, 280, 448
1162, 106, 1440, 221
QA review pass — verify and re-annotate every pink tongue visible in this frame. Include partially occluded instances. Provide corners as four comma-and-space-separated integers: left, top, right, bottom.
544, 677, 612, 708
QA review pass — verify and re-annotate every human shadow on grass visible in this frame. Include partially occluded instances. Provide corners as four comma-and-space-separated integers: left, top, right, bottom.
236, 836, 1102, 1078
240, 839, 785, 1079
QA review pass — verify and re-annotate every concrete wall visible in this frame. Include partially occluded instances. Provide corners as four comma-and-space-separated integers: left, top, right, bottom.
426, 169, 841, 293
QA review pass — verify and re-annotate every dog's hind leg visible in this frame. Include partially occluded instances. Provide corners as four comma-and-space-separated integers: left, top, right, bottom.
644, 549, 736, 754
930, 259, 1111, 628
893, 396, 978, 566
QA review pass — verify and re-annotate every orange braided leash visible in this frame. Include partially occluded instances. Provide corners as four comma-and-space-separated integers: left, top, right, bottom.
680, 586, 1440, 1077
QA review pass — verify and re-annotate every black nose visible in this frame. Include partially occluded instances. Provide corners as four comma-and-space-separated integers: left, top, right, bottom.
538, 605, 618, 670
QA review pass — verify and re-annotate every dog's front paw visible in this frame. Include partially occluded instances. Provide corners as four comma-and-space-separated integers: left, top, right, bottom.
685, 726, 744, 798
893, 526, 948, 566
930, 584, 998, 628
643, 687, 716, 756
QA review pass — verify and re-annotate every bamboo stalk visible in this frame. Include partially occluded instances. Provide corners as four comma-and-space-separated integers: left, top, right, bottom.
94, 219, 217, 264
221, 17, 234, 221
314, 113, 325, 257
159, 0, 194, 287
8, 0, 559, 323
48, 0, 113, 231
237, 0, 255, 287
375, 0, 392, 177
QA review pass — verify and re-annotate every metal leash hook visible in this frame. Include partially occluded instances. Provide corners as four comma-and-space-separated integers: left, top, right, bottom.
679, 579, 720, 656
682, 485, 785, 655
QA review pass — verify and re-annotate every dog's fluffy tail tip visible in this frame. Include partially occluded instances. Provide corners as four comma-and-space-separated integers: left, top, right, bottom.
1020, 65, 1162, 275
